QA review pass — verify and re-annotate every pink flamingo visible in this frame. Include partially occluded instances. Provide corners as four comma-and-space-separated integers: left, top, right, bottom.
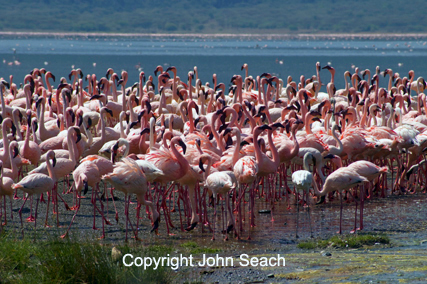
347, 161, 389, 232
20, 110, 41, 166
201, 154, 237, 240
61, 160, 104, 239
0, 117, 17, 168
313, 167, 368, 234
0, 160, 14, 226
102, 157, 159, 241
13, 150, 56, 230
2, 141, 31, 180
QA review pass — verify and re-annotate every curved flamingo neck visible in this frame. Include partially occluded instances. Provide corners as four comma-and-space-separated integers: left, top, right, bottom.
305, 113, 314, 135
46, 153, 56, 182
170, 138, 189, 175
232, 130, 241, 165
289, 125, 300, 159
188, 101, 197, 133
253, 127, 266, 165
267, 129, 280, 167
242, 102, 256, 131
67, 127, 77, 165
211, 113, 225, 152
99, 109, 107, 141
8, 144, 18, 177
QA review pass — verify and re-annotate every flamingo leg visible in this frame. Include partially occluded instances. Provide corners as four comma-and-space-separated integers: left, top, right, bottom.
19, 195, 30, 230
338, 193, 343, 234
45, 192, 51, 227
295, 186, 299, 239
61, 193, 81, 239
359, 184, 365, 231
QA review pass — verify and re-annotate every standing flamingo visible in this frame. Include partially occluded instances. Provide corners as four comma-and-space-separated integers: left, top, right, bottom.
292, 152, 316, 238
61, 160, 103, 239
313, 167, 368, 234
13, 150, 56, 230
0, 161, 14, 226
346, 161, 388, 232
102, 157, 159, 241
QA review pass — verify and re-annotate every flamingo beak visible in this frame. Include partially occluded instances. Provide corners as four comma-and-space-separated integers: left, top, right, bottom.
178, 140, 187, 155
83, 180, 89, 195
199, 159, 205, 172
11, 123, 17, 137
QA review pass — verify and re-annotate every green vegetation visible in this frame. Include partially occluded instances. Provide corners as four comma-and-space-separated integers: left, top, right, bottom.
0, 232, 173, 284
297, 233, 391, 249
180, 241, 221, 254
0, 0, 425, 34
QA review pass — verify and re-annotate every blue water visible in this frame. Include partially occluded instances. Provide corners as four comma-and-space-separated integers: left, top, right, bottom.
1, 36, 427, 90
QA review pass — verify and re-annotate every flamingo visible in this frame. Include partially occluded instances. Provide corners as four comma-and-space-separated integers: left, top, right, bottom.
13, 150, 56, 230
102, 157, 159, 241
313, 167, 368, 234
201, 154, 237, 240
292, 152, 316, 238
346, 160, 389, 232
0, 160, 14, 226
61, 160, 103, 239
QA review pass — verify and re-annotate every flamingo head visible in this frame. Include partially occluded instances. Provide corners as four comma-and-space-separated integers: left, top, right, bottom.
73, 127, 82, 143
140, 127, 150, 136
105, 108, 113, 117
199, 158, 205, 173
177, 139, 187, 155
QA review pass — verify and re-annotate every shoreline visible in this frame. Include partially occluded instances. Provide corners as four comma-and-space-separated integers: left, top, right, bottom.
1, 31, 427, 40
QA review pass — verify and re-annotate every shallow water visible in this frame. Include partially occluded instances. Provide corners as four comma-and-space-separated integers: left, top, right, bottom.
1, 36, 427, 91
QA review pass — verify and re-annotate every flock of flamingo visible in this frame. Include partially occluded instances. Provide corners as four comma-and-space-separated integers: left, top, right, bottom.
0, 62, 426, 241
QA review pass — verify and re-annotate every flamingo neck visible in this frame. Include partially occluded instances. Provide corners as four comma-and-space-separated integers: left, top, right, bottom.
67, 128, 77, 165
267, 129, 280, 167
290, 127, 300, 158
8, 146, 17, 177
46, 155, 56, 182
211, 114, 225, 152
170, 139, 189, 175
232, 131, 241, 165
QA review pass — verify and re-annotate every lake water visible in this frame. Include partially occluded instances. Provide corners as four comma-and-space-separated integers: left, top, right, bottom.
1, 36, 427, 90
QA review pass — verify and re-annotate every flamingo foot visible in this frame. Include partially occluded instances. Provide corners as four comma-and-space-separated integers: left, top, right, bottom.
316, 195, 326, 205
150, 217, 160, 233
185, 222, 198, 231
350, 229, 356, 234
44, 223, 51, 228
26, 215, 35, 222
98, 234, 106, 240
93, 226, 99, 231
105, 219, 112, 225
226, 224, 234, 234
60, 233, 68, 239
13, 195, 21, 200
2, 221, 7, 226
69, 206, 78, 211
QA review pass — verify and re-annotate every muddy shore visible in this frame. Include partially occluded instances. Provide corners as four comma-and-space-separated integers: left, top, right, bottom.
2, 176, 427, 283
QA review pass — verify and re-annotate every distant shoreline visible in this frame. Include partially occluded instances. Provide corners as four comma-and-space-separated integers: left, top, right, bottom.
1, 31, 427, 40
